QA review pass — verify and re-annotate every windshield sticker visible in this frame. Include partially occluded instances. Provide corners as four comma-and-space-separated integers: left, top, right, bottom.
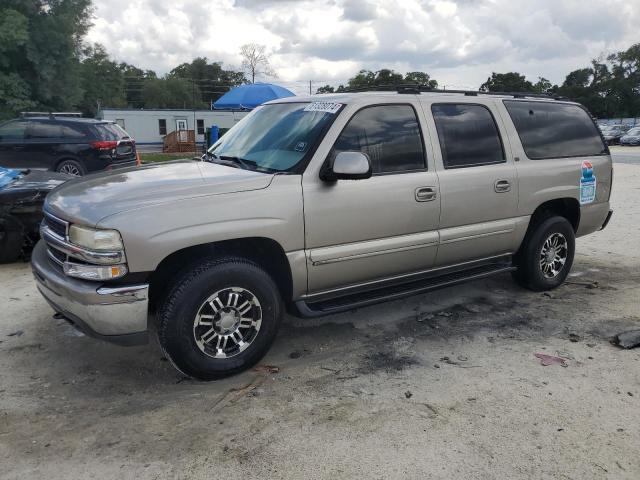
304, 102, 343, 114
580, 160, 596, 204
294, 141, 308, 152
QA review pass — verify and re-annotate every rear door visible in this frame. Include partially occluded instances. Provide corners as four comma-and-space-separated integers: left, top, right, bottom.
0, 120, 28, 168
24, 120, 63, 169
303, 101, 441, 294
424, 100, 522, 266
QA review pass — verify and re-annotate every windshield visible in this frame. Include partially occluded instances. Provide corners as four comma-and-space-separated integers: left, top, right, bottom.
626, 127, 640, 136
207, 102, 340, 172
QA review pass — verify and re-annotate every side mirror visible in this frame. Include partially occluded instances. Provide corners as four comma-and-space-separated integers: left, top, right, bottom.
321, 151, 372, 181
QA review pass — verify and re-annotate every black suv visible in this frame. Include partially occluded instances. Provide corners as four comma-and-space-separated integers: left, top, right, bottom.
0, 116, 137, 176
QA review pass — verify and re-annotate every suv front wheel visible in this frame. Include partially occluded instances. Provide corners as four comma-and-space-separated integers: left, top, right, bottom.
158, 257, 283, 380
512, 215, 575, 291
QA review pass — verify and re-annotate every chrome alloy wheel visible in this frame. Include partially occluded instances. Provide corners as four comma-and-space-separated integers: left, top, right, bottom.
193, 287, 262, 359
59, 163, 81, 176
539, 233, 568, 279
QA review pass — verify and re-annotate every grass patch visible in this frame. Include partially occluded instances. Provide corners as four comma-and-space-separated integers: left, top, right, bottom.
140, 152, 200, 164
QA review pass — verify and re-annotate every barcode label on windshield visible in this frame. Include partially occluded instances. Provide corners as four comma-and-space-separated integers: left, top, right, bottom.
304, 102, 343, 114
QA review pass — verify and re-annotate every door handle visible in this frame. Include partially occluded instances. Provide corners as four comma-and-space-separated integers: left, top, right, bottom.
494, 179, 511, 193
415, 186, 437, 202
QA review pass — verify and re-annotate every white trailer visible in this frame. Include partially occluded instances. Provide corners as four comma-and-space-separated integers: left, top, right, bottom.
98, 108, 249, 150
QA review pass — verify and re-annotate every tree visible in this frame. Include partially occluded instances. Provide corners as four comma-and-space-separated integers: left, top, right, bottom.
0, 0, 93, 119
169, 57, 246, 104
78, 44, 126, 116
404, 71, 438, 88
532, 77, 554, 94
240, 44, 276, 83
142, 77, 204, 109
316, 85, 335, 94
480, 72, 534, 92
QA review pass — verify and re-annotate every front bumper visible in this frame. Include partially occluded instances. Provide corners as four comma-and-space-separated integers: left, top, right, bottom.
31, 241, 149, 346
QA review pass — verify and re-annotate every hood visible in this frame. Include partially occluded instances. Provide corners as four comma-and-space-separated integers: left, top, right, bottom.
45, 160, 275, 226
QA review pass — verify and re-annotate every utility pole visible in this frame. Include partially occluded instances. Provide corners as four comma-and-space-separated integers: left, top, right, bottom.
309, 80, 312, 95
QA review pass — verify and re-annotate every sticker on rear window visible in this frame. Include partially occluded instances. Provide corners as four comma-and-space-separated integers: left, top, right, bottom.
579, 160, 596, 204
303, 102, 342, 114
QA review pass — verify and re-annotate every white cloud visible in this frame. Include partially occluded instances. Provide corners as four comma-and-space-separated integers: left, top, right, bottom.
87, 0, 640, 93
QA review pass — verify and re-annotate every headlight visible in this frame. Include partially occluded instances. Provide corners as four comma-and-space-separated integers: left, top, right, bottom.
63, 262, 128, 280
68, 225, 124, 251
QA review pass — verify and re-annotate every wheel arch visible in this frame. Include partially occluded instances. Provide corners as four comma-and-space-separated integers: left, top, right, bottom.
529, 198, 580, 233
148, 237, 294, 313
516, 197, 580, 256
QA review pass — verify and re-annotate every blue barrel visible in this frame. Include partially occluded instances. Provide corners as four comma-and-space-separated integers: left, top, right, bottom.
209, 125, 219, 147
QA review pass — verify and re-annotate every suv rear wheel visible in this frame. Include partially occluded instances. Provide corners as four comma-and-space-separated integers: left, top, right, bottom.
158, 257, 282, 380
512, 215, 575, 291
56, 159, 85, 176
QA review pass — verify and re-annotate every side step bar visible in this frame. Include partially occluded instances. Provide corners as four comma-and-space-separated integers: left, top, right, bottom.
294, 261, 515, 318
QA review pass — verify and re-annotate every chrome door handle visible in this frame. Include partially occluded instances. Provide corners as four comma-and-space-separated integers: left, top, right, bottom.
494, 179, 511, 193
415, 186, 437, 202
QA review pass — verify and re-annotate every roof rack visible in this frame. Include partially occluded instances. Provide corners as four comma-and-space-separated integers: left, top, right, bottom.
342, 84, 568, 101
20, 111, 83, 118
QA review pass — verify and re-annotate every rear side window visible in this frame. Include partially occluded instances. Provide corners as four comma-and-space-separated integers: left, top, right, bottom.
503, 101, 606, 159
94, 123, 130, 140
332, 104, 425, 174
60, 124, 88, 139
28, 121, 62, 139
432, 104, 505, 169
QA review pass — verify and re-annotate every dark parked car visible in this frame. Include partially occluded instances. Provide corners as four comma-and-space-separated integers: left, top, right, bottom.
0, 116, 138, 176
0, 167, 70, 263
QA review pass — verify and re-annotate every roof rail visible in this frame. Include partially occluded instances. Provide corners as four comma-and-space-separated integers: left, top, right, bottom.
20, 111, 83, 118
341, 84, 568, 101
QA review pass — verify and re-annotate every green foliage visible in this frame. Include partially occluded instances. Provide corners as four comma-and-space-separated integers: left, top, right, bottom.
142, 77, 205, 109
78, 44, 126, 116
168, 57, 247, 105
480, 72, 534, 92
334, 69, 438, 92
316, 85, 335, 94
0, 0, 92, 118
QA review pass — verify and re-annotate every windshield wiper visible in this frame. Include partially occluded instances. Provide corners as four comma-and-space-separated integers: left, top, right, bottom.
218, 155, 258, 170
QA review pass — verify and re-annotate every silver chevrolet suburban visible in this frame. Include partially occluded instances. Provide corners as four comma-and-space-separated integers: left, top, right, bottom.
31, 89, 613, 379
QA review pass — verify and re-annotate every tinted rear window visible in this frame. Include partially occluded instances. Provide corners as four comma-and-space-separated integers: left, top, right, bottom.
94, 123, 130, 140
504, 101, 606, 159
432, 103, 505, 169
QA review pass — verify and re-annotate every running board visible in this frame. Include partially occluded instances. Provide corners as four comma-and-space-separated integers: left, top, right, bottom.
294, 262, 515, 318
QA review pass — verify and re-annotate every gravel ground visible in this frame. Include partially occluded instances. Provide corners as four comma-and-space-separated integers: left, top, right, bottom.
1, 162, 639, 480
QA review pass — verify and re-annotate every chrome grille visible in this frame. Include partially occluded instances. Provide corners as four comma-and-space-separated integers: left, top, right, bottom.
43, 212, 68, 239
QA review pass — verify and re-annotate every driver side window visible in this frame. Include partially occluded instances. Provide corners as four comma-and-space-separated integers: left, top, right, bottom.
331, 105, 426, 174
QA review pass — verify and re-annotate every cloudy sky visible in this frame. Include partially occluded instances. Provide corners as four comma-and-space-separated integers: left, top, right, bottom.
87, 0, 639, 94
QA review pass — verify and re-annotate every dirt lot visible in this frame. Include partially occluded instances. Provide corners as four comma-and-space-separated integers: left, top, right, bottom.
1, 162, 639, 480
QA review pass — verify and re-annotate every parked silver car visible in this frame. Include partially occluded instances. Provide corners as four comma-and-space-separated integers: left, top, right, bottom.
620, 127, 640, 146
32, 90, 613, 379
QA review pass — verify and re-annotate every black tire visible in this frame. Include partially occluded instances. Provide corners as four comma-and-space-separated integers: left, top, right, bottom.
0, 226, 24, 263
512, 216, 575, 291
56, 159, 85, 176
158, 257, 283, 380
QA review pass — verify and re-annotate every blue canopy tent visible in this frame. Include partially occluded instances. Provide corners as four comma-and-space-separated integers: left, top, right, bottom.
213, 83, 295, 110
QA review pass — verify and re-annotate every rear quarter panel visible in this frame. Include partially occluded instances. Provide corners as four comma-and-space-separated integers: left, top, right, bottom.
494, 102, 612, 238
